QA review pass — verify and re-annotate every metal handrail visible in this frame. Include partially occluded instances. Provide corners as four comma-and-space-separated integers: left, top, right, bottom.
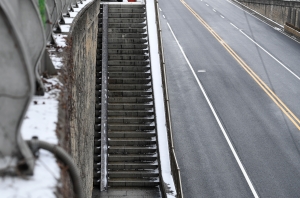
100, 4, 109, 191
153, 0, 184, 197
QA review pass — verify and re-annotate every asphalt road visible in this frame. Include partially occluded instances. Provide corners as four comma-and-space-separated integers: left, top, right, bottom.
158, 0, 300, 197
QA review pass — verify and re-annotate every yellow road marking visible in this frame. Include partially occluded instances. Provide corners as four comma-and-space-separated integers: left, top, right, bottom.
180, 0, 300, 130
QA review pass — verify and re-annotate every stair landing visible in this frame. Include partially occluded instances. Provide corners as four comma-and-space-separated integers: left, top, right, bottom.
93, 187, 161, 198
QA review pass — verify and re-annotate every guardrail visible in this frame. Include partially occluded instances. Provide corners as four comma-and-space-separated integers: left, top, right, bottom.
153, 0, 184, 197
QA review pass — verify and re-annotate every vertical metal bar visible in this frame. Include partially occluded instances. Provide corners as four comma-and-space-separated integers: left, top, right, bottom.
100, 3, 108, 192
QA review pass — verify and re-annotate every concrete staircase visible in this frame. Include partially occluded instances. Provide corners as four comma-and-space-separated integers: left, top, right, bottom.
94, 3, 160, 190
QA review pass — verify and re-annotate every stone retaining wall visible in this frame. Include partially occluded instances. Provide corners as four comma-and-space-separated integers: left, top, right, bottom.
58, 1, 100, 197
237, 0, 300, 28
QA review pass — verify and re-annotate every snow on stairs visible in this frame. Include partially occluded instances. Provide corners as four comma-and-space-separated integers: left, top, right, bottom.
107, 3, 159, 188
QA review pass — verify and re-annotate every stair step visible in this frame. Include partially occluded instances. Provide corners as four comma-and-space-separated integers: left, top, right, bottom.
108, 102, 153, 110
108, 131, 156, 138
96, 72, 102, 78
109, 71, 150, 78
109, 124, 155, 131
108, 66, 150, 72
108, 24, 147, 28
93, 171, 101, 178
94, 132, 101, 138
108, 154, 157, 162
108, 96, 152, 103
108, 28, 147, 33
108, 91, 152, 97
108, 8, 145, 13
108, 49, 148, 54
96, 92, 102, 98
108, 117, 155, 124
94, 146, 101, 154
108, 161, 158, 170
108, 84, 151, 90
95, 116, 101, 124
96, 78, 102, 84
109, 138, 156, 146
108, 60, 150, 66
109, 78, 151, 84
95, 123, 102, 129
95, 84, 102, 90
108, 4, 145, 8
108, 38, 147, 44
108, 145, 156, 154
108, 170, 159, 178
108, 104, 153, 110
108, 44, 148, 49
94, 154, 101, 162
95, 110, 102, 117
108, 54, 148, 60
96, 53, 102, 60
95, 103, 102, 110
94, 139, 101, 147
108, 13, 146, 19
108, 110, 154, 116
108, 18, 146, 24
94, 163, 101, 171
93, 179, 100, 187
108, 178, 159, 187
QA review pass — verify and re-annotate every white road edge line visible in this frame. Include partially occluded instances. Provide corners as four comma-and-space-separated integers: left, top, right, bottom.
240, 30, 300, 81
230, 22, 239, 30
166, 22, 259, 198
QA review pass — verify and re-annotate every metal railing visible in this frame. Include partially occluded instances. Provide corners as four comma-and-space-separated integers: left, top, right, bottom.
100, 4, 109, 191
153, 0, 184, 197
0, 0, 89, 176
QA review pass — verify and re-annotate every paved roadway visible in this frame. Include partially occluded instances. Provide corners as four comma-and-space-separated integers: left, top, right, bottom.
158, 0, 300, 197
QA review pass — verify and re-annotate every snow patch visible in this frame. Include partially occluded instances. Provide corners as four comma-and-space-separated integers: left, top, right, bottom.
49, 55, 63, 70
52, 34, 67, 48
146, 0, 177, 197
60, 25, 71, 33
63, 17, 74, 24
1, 75, 61, 198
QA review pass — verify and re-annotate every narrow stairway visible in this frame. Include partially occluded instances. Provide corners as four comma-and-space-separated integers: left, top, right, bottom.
93, 2, 161, 195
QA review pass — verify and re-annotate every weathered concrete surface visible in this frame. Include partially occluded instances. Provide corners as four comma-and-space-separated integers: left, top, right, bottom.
57, 0, 100, 197
284, 23, 300, 37
237, 0, 300, 28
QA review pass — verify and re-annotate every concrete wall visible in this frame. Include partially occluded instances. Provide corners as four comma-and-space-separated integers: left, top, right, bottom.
58, 1, 100, 197
237, 0, 300, 28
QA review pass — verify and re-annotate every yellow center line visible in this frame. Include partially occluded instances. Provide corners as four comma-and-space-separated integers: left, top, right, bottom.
180, 0, 300, 130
